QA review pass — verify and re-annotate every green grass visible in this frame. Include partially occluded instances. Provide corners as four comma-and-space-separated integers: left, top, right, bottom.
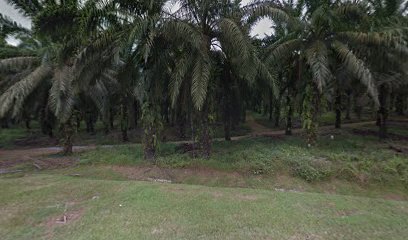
76, 130, 408, 199
0, 128, 31, 148
2, 122, 408, 239
1, 174, 408, 240
252, 111, 375, 130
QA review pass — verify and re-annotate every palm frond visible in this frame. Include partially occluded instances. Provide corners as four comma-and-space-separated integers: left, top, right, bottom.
219, 17, 250, 59
87, 79, 109, 116
169, 54, 190, 107
266, 38, 301, 64
338, 31, 404, 48
0, 13, 30, 36
0, 64, 51, 118
256, 57, 278, 97
49, 66, 76, 122
244, 3, 291, 27
0, 56, 39, 72
162, 20, 204, 52
6, 0, 42, 17
332, 41, 379, 105
305, 41, 332, 91
191, 56, 211, 110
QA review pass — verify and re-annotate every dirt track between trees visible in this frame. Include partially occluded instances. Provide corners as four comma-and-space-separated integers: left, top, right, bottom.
0, 120, 380, 165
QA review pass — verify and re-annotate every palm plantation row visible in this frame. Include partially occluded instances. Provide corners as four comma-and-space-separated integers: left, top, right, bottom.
0, 0, 407, 160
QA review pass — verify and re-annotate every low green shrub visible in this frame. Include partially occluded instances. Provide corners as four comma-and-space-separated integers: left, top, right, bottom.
289, 157, 333, 182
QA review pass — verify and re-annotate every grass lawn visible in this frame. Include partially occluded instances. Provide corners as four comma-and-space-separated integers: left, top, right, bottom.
75, 128, 408, 199
1, 174, 408, 240
1, 120, 408, 239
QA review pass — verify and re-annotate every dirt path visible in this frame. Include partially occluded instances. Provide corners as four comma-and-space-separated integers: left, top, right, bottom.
245, 114, 271, 133
0, 120, 381, 166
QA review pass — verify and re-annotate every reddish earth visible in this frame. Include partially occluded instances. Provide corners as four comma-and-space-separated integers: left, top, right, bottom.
0, 146, 92, 172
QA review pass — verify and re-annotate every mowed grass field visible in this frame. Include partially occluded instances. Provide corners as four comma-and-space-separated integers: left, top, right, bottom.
1, 119, 408, 239
1, 174, 408, 240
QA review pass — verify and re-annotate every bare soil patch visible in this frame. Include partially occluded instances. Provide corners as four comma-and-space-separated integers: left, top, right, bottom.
44, 208, 85, 239
0, 147, 82, 172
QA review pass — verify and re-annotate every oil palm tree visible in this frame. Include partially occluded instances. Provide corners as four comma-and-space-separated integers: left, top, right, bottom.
0, 0, 119, 154
164, 0, 287, 156
359, 0, 408, 138
264, 0, 406, 144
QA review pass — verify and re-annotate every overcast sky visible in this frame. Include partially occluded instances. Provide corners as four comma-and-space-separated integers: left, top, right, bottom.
0, 0, 273, 40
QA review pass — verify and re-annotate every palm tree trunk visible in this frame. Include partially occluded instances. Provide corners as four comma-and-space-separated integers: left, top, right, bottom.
224, 112, 231, 141
120, 102, 129, 142
62, 119, 74, 155
85, 111, 96, 134
335, 89, 342, 129
304, 84, 320, 145
223, 84, 231, 141
143, 124, 156, 163
128, 101, 137, 129
285, 94, 293, 135
269, 89, 273, 121
345, 91, 351, 120
378, 84, 389, 139
25, 119, 31, 130
109, 107, 115, 129
274, 98, 281, 127
1, 118, 9, 128
395, 93, 405, 115
142, 102, 161, 163
241, 106, 246, 123
76, 114, 81, 131
199, 105, 211, 158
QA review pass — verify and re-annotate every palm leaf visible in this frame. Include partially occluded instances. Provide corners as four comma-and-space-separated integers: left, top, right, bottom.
169, 53, 191, 107
49, 66, 76, 122
191, 56, 211, 110
332, 41, 379, 105
0, 64, 51, 118
266, 38, 301, 65
305, 41, 332, 91
0, 56, 39, 73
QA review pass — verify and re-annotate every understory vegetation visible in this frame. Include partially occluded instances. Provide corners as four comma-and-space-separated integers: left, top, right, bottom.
0, 0, 407, 159
0, 0, 408, 238
77, 125, 408, 191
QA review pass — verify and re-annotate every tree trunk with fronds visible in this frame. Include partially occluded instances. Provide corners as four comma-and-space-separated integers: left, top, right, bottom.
109, 107, 115, 130
269, 89, 274, 121
285, 94, 293, 136
61, 119, 74, 155
142, 102, 162, 163
75, 114, 81, 131
85, 111, 96, 135
120, 102, 129, 142
223, 74, 232, 141
378, 84, 389, 139
303, 84, 320, 146
198, 105, 211, 158
395, 93, 405, 115
1, 118, 9, 128
128, 100, 138, 129
274, 97, 281, 127
335, 89, 342, 129
345, 90, 351, 120
40, 105, 54, 138
223, 105, 232, 141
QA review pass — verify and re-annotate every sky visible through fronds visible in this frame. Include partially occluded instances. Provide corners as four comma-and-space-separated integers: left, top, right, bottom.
0, 0, 273, 45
